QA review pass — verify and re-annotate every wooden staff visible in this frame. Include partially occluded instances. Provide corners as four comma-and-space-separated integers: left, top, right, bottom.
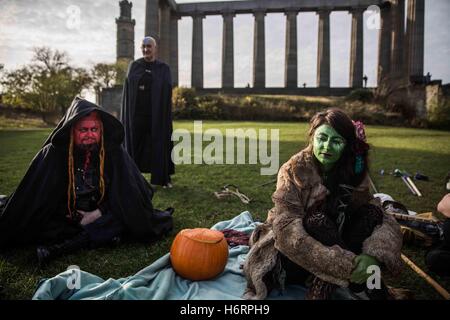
386, 211, 441, 225
405, 176, 422, 197
368, 175, 378, 194
368, 180, 448, 299
401, 253, 450, 300
401, 176, 417, 195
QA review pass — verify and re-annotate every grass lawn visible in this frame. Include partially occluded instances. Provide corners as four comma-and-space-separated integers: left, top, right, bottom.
0, 120, 449, 300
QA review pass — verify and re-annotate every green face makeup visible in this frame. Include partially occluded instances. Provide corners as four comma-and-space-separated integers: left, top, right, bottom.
313, 124, 346, 171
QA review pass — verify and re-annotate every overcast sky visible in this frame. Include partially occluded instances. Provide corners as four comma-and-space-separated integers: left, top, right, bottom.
0, 0, 449, 89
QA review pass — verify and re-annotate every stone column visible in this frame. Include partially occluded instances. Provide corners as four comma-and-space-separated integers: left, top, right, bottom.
406, 0, 425, 78
349, 8, 364, 88
222, 12, 235, 89
116, 0, 135, 64
390, 0, 406, 75
145, 0, 159, 38
377, 3, 392, 83
285, 10, 298, 88
317, 9, 330, 88
170, 14, 180, 86
158, 3, 171, 63
253, 10, 266, 88
191, 13, 205, 89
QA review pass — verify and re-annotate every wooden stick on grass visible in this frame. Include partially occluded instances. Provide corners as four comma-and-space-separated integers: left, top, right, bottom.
368, 175, 378, 194
401, 253, 450, 300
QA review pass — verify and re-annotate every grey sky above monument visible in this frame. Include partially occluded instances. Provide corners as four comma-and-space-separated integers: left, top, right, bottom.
0, 0, 449, 89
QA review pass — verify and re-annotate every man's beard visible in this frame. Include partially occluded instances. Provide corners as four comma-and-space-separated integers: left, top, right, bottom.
75, 142, 99, 153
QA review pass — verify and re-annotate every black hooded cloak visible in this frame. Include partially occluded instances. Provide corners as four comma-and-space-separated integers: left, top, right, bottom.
120, 58, 175, 186
0, 97, 173, 248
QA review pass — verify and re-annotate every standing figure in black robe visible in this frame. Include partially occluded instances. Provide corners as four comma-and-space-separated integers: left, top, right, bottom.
121, 36, 175, 187
0, 97, 173, 265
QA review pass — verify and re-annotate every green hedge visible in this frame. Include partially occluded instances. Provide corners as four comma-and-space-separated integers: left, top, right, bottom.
171, 87, 406, 126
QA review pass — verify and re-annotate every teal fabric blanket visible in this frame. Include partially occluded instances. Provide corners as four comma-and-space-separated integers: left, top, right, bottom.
32, 211, 352, 300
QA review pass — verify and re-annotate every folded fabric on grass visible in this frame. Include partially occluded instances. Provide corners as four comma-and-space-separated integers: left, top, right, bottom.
32, 211, 354, 300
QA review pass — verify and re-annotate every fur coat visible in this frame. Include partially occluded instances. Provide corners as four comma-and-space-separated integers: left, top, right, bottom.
242, 149, 403, 300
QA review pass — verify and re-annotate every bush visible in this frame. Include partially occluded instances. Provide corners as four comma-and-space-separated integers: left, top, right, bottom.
427, 96, 450, 129
170, 91, 412, 127
346, 88, 374, 103
172, 87, 198, 118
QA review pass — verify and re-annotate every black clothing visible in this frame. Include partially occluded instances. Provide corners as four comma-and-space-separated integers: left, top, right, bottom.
135, 62, 153, 117
425, 219, 450, 277
0, 97, 173, 249
120, 58, 174, 185
74, 148, 101, 212
132, 115, 153, 172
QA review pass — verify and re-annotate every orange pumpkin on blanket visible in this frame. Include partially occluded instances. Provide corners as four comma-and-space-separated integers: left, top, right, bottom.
170, 228, 229, 281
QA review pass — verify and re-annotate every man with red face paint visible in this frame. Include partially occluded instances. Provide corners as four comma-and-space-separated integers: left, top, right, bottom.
0, 97, 174, 266
68, 112, 105, 227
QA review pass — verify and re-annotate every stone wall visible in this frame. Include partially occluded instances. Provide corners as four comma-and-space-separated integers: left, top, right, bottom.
426, 82, 450, 128
97, 85, 123, 119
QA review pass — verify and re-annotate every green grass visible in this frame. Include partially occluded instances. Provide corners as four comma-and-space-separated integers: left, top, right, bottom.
1, 121, 450, 299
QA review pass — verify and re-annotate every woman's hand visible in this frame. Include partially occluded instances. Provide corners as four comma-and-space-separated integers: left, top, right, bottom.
78, 209, 102, 226
350, 254, 380, 284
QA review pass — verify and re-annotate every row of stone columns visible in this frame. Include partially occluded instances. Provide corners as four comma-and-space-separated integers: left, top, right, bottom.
146, 0, 424, 89
189, 9, 366, 89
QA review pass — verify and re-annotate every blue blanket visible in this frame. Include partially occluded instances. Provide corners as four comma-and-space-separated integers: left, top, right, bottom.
32, 211, 353, 300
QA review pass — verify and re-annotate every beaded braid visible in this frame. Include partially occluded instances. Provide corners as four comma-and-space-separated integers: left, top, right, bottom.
98, 121, 105, 204
67, 131, 76, 218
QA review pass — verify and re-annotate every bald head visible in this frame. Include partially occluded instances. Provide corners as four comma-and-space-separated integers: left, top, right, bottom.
141, 36, 157, 62
142, 36, 157, 47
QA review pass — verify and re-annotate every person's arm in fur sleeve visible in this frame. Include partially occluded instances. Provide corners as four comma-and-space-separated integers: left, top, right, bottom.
347, 179, 403, 277
361, 212, 403, 276
270, 162, 357, 287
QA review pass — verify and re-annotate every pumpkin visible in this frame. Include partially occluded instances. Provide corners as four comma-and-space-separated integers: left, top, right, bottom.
170, 228, 229, 281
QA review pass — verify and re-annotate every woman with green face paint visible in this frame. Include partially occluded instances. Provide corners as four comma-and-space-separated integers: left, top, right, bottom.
243, 108, 403, 300
312, 124, 347, 172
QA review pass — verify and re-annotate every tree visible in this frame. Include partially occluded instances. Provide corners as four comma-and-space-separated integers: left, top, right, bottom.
90, 63, 117, 97
90, 60, 129, 97
0, 47, 92, 123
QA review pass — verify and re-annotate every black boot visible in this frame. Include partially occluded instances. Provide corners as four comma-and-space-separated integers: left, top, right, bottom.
37, 232, 90, 267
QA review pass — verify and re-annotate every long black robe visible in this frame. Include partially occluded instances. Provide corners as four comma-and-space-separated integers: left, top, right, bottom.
0, 97, 173, 248
120, 58, 175, 185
